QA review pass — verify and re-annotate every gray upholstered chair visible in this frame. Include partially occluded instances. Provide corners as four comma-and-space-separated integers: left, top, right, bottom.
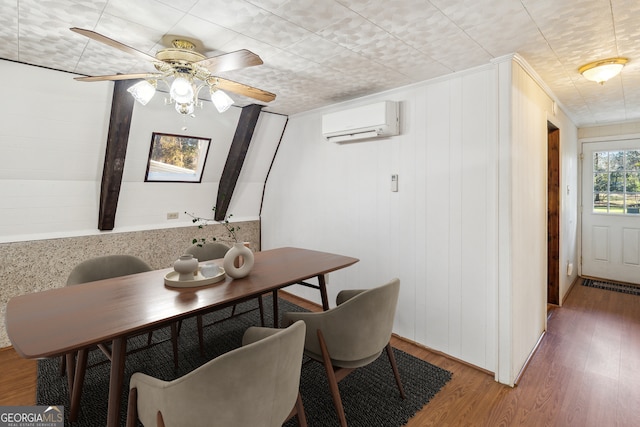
62, 255, 179, 394
183, 241, 231, 263
184, 242, 265, 356
126, 320, 308, 427
282, 278, 405, 427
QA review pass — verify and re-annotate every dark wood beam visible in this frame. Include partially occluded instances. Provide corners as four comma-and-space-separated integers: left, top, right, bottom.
98, 81, 135, 230
215, 104, 263, 221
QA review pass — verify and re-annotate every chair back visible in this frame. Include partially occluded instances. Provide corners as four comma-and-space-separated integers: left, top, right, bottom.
184, 242, 230, 261
287, 278, 400, 367
130, 321, 306, 427
66, 255, 152, 286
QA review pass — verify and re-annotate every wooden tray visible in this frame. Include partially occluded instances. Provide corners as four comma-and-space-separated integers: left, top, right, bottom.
164, 267, 226, 288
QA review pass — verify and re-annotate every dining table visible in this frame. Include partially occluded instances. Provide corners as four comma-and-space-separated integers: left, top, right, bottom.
5, 246, 359, 426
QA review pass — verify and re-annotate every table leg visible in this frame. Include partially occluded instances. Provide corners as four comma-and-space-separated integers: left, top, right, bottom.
106, 337, 127, 427
318, 274, 330, 310
65, 352, 75, 397
272, 289, 279, 328
69, 348, 87, 422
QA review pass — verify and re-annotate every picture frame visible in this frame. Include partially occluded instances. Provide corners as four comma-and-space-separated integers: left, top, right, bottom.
144, 132, 211, 183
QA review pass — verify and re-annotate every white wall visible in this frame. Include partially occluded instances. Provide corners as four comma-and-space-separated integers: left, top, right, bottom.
0, 59, 287, 243
262, 65, 500, 373
502, 59, 578, 384
578, 121, 640, 139
262, 57, 579, 384
1, 57, 581, 382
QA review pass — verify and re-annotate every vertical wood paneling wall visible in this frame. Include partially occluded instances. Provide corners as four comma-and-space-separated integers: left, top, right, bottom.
502, 60, 578, 384
509, 63, 549, 382
262, 66, 500, 372
262, 58, 579, 381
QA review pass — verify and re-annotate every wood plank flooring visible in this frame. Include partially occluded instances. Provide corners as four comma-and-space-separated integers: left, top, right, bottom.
2, 279, 639, 426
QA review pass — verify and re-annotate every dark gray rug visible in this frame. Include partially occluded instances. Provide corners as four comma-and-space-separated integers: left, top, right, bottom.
582, 278, 640, 296
37, 296, 452, 426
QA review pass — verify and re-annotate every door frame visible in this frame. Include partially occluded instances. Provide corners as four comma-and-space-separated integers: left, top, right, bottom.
580, 136, 640, 284
548, 124, 560, 305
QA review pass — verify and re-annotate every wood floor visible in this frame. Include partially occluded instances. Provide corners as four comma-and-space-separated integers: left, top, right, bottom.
2, 278, 639, 426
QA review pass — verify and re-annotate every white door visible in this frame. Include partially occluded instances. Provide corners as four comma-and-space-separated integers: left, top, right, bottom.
582, 140, 640, 284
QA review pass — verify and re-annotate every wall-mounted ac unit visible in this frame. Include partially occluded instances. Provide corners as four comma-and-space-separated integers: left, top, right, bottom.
322, 101, 399, 143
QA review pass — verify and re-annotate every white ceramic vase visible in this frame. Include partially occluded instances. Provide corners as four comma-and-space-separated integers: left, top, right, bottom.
174, 254, 198, 281
223, 242, 254, 279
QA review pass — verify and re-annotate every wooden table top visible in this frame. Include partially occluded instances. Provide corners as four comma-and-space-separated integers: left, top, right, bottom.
6, 247, 358, 359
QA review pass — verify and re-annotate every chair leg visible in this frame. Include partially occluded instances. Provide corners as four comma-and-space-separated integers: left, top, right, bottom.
258, 295, 265, 326
197, 315, 205, 357
125, 387, 137, 427
147, 331, 153, 346
385, 343, 406, 399
59, 355, 66, 377
295, 392, 308, 427
97, 343, 112, 361
317, 330, 348, 427
171, 322, 179, 370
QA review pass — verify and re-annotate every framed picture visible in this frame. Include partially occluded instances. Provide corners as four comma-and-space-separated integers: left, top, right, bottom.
145, 132, 211, 183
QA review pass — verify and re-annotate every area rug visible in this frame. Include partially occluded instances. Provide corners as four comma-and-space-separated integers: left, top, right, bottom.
37, 297, 452, 426
582, 278, 640, 296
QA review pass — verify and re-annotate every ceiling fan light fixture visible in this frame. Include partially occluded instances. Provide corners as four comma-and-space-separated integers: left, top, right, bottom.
579, 57, 628, 84
127, 80, 156, 105
170, 75, 195, 104
69, 28, 275, 118
211, 88, 234, 113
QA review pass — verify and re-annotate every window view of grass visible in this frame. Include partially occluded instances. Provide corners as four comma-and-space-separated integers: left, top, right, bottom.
593, 150, 640, 215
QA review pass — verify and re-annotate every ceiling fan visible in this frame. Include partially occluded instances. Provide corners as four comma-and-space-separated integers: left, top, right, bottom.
70, 27, 276, 115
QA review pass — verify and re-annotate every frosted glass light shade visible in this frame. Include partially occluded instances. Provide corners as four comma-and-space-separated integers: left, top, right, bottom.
579, 58, 628, 84
170, 77, 195, 104
127, 80, 156, 105
211, 89, 234, 113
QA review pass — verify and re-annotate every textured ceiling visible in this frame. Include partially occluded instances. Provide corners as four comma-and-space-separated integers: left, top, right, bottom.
2, 0, 639, 126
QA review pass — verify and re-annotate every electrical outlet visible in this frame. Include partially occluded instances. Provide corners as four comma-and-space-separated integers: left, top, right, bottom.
166, 212, 179, 220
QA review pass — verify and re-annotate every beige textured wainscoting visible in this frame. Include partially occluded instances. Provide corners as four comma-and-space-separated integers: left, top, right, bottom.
0, 221, 260, 348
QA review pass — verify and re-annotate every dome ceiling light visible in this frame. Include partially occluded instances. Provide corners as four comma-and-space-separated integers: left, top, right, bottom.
579, 57, 628, 85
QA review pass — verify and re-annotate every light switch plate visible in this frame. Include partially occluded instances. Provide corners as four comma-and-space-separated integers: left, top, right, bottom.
391, 174, 398, 192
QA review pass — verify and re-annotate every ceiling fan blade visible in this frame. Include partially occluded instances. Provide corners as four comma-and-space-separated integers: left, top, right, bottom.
214, 77, 276, 103
70, 27, 158, 63
74, 73, 159, 82
194, 50, 263, 73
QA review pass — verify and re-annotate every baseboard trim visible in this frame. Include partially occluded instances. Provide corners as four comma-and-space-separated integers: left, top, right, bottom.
514, 330, 546, 386
392, 334, 495, 377
562, 275, 583, 305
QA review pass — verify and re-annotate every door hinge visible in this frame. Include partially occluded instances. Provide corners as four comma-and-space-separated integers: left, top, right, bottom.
579, 152, 584, 161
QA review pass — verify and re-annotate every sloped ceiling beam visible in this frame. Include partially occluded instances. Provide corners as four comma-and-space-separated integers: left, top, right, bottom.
98, 80, 135, 230
215, 104, 263, 221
